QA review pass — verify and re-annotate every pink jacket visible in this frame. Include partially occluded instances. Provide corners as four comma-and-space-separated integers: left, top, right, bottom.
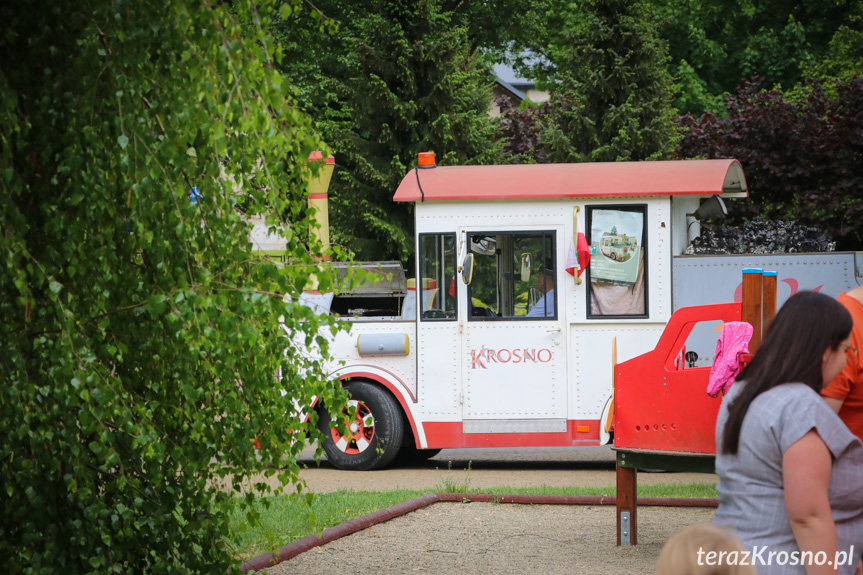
707, 321, 754, 397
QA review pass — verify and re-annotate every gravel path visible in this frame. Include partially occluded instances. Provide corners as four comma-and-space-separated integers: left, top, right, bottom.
247, 447, 718, 574
264, 502, 716, 575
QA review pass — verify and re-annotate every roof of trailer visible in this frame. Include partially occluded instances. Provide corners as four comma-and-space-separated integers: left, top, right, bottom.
392, 159, 747, 202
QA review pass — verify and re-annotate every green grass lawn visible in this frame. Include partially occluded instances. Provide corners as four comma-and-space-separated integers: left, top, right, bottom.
226, 482, 718, 559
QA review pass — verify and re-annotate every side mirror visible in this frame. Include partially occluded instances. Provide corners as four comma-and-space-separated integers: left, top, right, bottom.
685, 351, 699, 368
520, 253, 531, 282
460, 253, 475, 285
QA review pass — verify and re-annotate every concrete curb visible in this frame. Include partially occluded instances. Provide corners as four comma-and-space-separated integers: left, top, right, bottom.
239, 494, 718, 573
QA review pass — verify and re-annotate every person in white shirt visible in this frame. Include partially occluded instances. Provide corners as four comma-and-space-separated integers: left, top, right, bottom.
527, 267, 555, 318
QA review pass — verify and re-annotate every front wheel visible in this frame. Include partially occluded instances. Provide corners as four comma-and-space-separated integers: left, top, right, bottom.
317, 381, 404, 471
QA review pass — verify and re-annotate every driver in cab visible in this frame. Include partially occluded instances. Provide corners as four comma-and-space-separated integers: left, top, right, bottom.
527, 266, 555, 318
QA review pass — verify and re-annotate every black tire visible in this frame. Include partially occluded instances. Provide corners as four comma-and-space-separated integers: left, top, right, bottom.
317, 381, 404, 471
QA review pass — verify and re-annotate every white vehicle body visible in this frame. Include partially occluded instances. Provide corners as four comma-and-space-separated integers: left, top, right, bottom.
303, 159, 759, 470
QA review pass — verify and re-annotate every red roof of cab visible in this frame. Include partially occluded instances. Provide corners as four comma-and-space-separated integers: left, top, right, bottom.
393, 159, 747, 202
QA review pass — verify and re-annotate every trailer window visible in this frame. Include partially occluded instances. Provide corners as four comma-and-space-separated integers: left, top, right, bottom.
586, 206, 648, 318
467, 231, 556, 320
418, 233, 457, 320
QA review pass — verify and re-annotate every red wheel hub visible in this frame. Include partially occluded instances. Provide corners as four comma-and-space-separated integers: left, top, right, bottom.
329, 399, 375, 454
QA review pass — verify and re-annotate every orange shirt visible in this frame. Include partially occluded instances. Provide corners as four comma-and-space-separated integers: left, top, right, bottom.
822, 292, 863, 440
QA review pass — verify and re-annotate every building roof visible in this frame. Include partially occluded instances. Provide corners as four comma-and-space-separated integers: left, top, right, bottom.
493, 78, 527, 101
393, 160, 748, 202
493, 63, 535, 91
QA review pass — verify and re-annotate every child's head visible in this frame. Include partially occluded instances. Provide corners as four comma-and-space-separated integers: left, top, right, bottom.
655, 524, 756, 574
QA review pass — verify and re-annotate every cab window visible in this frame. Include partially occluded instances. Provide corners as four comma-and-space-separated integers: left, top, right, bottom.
586, 205, 648, 318
418, 233, 457, 320
467, 231, 556, 320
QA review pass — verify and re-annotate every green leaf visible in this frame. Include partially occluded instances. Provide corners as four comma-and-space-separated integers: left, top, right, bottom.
147, 294, 166, 306
2, 0, 349, 571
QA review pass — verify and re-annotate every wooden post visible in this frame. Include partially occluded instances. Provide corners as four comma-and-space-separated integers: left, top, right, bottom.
762, 271, 777, 335
742, 269, 764, 353
616, 454, 637, 545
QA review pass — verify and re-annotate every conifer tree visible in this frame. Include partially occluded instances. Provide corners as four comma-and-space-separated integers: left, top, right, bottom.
274, 0, 499, 262
316, 0, 499, 262
543, 0, 680, 163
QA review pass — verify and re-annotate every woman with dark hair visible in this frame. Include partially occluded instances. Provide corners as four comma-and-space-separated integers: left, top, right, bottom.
713, 291, 863, 575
